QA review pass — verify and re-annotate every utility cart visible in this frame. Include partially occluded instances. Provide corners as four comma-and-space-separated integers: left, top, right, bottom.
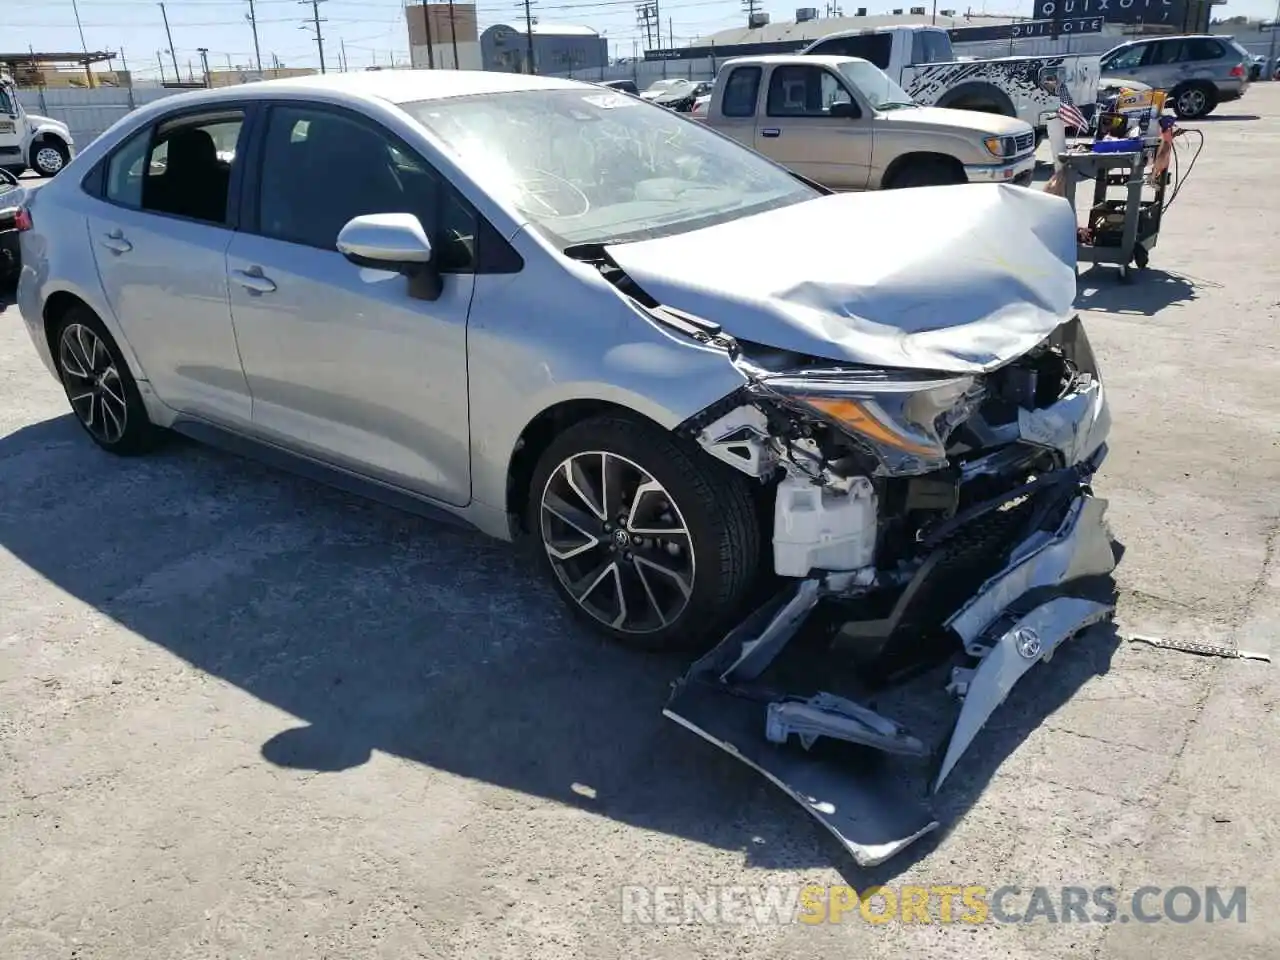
1057, 137, 1170, 283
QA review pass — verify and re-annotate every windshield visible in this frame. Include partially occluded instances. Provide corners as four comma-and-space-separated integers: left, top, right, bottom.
836, 60, 915, 110
403, 89, 818, 248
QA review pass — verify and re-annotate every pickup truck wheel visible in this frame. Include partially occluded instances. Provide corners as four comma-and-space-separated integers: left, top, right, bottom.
888, 157, 966, 189
529, 414, 761, 652
32, 139, 70, 177
1171, 82, 1215, 120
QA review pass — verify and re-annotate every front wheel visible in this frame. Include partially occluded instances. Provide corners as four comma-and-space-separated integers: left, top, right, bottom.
1171, 83, 1215, 120
528, 414, 762, 651
31, 139, 70, 177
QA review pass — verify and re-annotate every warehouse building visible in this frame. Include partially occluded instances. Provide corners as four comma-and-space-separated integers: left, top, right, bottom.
480, 23, 608, 74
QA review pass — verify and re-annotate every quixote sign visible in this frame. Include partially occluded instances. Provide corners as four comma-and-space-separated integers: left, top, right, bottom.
950, 16, 1102, 41
1032, 0, 1185, 24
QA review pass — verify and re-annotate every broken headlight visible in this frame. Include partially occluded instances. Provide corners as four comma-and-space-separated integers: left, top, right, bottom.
755, 369, 985, 477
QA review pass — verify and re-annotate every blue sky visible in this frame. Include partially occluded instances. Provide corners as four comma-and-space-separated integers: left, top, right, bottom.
6, 0, 1276, 81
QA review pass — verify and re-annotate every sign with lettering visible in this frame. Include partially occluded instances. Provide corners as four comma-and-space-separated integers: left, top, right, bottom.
1032, 0, 1186, 25
949, 16, 1103, 42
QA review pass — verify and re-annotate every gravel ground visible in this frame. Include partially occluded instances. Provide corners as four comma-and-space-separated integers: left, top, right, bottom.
2, 88, 1279, 960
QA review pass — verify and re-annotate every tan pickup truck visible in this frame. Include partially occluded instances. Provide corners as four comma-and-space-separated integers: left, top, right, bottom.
698, 54, 1038, 190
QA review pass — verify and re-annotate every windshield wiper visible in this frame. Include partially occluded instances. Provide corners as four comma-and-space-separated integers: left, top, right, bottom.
877, 101, 918, 110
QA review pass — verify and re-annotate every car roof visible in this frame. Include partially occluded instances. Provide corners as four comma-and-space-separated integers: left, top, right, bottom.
146, 69, 586, 110
723, 54, 868, 67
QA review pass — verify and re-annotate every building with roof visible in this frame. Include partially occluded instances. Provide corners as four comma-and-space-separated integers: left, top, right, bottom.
480, 23, 608, 74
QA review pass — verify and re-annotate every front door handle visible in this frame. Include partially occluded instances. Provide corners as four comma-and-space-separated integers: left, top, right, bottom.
99, 229, 132, 255
232, 267, 277, 294
761, 128, 781, 138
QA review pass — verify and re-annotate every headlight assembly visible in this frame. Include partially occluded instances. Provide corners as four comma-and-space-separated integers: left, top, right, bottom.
754, 370, 984, 476
983, 135, 1017, 158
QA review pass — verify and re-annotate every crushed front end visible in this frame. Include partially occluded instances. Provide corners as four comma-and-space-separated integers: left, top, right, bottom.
667, 315, 1118, 867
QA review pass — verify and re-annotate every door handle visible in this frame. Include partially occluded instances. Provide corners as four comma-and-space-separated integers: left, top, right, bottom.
99, 229, 132, 254
761, 128, 781, 138
232, 267, 277, 294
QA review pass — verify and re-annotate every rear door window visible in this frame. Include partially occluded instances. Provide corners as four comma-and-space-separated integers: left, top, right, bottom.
1181, 38, 1225, 61
807, 33, 893, 70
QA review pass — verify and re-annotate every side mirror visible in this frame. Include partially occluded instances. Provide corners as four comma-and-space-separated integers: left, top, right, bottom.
830, 100, 860, 119
337, 213, 442, 301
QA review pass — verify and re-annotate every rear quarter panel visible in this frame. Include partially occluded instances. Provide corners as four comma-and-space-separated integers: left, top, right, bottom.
904, 55, 1100, 127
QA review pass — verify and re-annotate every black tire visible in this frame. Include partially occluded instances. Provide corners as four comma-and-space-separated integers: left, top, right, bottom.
51, 305, 162, 455
31, 138, 70, 178
527, 413, 762, 652
1171, 82, 1216, 120
888, 157, 966, 189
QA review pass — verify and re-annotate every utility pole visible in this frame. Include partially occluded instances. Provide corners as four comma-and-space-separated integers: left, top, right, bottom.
340, 38, 348, 71
188, 57, 194, 82
422, 3, 435, 67
301, 0, 328, 74
70, 0, 93, 85
156, 49, 166, 84
158, 3, 180, 80
226, 53, 234, 70
519, 0, 537, 74
247, 0, 264, 73
198, 47, 211, 87
448, 0, 460, 68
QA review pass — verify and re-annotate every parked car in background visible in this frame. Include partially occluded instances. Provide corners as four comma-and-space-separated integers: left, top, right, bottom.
0, 167, 25, 284
1248, 54, 1265, 82
701, 55, 1037, 190
639, 78, 702, 111
1099, 35, 1251, 118
801, 24, 1100, 136
599, 79, 639, 95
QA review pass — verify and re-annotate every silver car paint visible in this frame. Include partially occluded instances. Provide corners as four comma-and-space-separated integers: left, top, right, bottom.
18, 76, 752, 540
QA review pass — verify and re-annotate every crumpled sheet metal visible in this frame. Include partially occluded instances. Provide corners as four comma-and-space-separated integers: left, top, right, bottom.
946, 494, 1117, 646
606, 183, 1079, 374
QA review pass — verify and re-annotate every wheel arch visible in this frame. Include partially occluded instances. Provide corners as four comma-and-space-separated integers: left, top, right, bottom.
935, 82, 1017, 117
882, 151, 966, 188
504, 398, 670, 536
41, 285, 152, 392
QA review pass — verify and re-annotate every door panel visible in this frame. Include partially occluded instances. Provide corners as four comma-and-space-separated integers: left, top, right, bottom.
755, 65, 871, 190
87, 111, 251, 425
229, 103, 473, 507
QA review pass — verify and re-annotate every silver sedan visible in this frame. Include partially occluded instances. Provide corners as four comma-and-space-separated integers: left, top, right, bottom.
17, 70, 1117, 864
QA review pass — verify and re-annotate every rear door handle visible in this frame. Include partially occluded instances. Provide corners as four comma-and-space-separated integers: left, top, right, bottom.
99, 230, 132, 254
232, 267, 277, 294
761, 128, 781, 138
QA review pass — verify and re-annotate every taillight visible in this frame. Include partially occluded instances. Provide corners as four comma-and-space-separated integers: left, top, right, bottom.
14, 207, 31, 231
1230, 63, 1245, 78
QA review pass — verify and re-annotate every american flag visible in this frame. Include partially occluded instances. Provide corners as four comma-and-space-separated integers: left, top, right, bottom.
1057, 82, 1089, 133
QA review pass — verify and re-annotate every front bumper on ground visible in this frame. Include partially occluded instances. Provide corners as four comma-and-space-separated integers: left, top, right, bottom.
964, 151, 1037, 185
665, 478, 1117, 867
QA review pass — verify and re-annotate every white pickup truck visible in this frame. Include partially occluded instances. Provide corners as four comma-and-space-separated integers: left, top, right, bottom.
801, 24, 1100, 135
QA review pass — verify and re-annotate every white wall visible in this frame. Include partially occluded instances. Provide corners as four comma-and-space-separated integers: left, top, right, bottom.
19, 86, 179, 149
410, 42, 482, 70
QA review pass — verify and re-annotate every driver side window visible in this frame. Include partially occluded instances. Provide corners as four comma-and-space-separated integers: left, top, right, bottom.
256, 105, 474, 270
766, 66, 853, 117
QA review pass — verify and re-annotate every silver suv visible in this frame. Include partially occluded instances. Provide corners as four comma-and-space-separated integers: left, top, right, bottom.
1099, 35, 1251, 119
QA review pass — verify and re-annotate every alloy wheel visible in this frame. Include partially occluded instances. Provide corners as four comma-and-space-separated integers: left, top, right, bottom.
1177, 88, 1207, 117
35, 145, 64, 175
540, 451, 695, 634
58, 323, 128, 445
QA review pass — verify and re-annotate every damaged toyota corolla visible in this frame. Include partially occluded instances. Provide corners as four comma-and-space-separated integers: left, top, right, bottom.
19, 72, 1116, 867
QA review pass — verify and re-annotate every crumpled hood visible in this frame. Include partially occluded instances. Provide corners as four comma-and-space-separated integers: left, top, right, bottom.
604, 183, 1078, 374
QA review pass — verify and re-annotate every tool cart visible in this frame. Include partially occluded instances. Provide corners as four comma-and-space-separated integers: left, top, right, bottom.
1057, 136, 1169, 283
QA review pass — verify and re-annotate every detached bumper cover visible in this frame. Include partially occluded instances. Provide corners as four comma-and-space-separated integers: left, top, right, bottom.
664, 487, 1117, 868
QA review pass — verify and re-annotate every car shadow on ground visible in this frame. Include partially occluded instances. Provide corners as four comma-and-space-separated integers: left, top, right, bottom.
1194, 113, 1260, 122
0, 414, 1121, 875
1075, 267, 1202, 316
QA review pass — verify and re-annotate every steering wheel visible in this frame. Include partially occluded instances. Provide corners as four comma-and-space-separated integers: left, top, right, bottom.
513, 168, 591, 220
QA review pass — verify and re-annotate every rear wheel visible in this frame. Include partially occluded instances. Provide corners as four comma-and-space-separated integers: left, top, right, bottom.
51, 306, 161, 455
528, 414, 762, 651
888, 157, 966, 189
